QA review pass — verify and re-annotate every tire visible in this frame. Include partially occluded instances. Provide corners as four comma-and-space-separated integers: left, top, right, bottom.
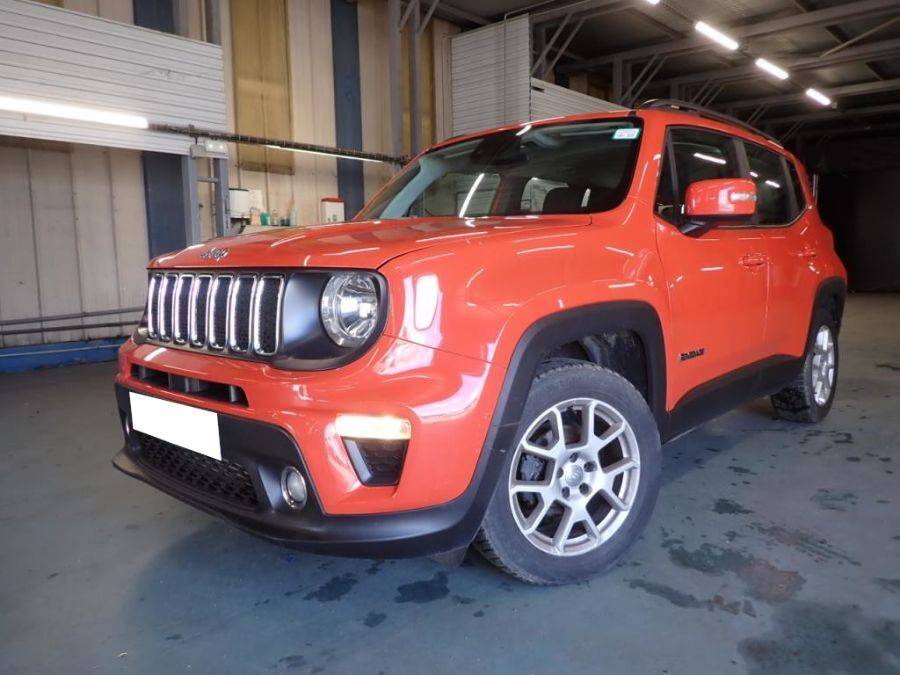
475, 361, 661, 585
771, 308, 839, 423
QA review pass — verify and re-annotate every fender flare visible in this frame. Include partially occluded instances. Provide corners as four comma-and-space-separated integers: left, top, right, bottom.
811, 277, 847, 335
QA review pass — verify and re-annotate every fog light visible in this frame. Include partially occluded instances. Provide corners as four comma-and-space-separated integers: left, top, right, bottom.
281, 467, 308, 509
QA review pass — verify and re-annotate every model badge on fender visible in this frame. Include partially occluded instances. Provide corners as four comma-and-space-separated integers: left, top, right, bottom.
200, 247, 229, 261
680, 348, 705, 361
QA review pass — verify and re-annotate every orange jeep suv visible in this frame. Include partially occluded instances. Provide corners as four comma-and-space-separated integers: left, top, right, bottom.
113, 100, 846, 584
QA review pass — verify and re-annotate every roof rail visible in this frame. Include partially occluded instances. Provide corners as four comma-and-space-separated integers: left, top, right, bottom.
637, 99, 781, 144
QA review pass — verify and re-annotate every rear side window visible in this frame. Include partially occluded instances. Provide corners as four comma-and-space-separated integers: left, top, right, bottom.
744, 143, 791, 225
654, 127, 742, 225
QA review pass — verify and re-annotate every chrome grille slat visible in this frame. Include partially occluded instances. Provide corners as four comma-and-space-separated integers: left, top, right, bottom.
173, 274, 193, 344
189, 275, 212, 347
227, 274, 256, 353
253, 275, 284, 356
208, 274, 233, 350
144, 271, 284, 358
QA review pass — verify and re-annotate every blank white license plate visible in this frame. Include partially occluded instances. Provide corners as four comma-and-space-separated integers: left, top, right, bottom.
129, 392, 221, 461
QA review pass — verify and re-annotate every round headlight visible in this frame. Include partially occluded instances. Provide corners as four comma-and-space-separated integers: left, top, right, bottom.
320, 272, 380, 347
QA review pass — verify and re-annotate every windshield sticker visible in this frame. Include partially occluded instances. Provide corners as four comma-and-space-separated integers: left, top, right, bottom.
613, 128, 641, 140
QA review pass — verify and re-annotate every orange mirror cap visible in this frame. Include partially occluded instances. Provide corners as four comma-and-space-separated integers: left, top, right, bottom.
685, 178, 757, 218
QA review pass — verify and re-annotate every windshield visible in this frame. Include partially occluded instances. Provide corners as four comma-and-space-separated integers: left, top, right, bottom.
357, 119, 643, 220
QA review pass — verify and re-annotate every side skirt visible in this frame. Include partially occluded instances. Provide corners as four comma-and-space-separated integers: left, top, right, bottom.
662, 355, 803, 442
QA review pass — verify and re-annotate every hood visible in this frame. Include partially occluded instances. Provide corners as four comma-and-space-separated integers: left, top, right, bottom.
149, 215, 592, 270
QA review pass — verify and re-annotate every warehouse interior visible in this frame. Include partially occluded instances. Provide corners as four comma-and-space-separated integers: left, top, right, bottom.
1, 0, 899, 672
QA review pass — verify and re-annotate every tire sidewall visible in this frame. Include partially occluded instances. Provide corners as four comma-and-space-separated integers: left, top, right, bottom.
481, 364, 661, 584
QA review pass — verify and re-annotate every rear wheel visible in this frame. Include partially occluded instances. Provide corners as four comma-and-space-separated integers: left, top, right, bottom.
475, 362, 661, 585
771, 311, 839, 423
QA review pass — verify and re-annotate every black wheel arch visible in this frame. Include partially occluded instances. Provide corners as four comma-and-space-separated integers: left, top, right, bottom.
491, 301, 667, 448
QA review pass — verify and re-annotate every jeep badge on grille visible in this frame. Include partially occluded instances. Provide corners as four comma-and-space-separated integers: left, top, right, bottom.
200, 247, 229, 261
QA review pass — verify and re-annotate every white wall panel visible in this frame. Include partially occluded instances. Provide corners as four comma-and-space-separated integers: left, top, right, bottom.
451, 16, 530, 136
0, 0, 226, 155
0, 146, 40, 347
530, 78, 626, 120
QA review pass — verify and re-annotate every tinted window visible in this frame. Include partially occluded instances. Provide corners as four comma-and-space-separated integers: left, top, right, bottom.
654, 127, 742, 226
358, 120, 643, 219
744, 143, 791, 225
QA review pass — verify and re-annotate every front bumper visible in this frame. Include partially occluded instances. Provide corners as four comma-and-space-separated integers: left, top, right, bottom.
112, 384, 505, 557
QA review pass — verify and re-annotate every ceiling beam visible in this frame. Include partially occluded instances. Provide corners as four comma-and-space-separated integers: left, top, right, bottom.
722, 77, 900, 111
765, 102, 900, 126
559, 0, 900, 73
654, 37, 900, 89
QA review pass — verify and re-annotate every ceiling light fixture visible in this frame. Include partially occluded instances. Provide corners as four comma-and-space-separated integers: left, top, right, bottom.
805, 88, 832, 106
0, 95, 148, 129
643, 0, 661, 5
695, 21, 739, 51
755, 58, 789, 80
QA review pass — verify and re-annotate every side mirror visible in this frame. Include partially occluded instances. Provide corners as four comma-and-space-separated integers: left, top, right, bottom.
681, 178, 757, 236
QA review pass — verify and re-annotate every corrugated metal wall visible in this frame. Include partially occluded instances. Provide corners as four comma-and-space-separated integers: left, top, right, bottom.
0, 143, 147, 347
450, 16, 624, 136
450, 16, 531, 136
0, 0, 226, 154
530, 78, 626, 120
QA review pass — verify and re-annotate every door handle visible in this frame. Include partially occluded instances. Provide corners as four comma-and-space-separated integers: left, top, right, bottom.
739, 253, 767, 268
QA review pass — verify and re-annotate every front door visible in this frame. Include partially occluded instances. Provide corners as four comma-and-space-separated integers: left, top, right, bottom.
653, 126, 769, 407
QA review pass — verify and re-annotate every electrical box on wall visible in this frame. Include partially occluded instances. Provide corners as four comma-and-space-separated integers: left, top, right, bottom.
320, 198, 345, 224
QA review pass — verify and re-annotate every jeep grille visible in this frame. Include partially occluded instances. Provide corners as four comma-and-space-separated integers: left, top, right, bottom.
145, 271, 284, 357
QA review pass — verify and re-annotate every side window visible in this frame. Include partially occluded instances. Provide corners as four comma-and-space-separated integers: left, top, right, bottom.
744, 143, 791, 226
787, 161, 808, 217
654, 127, 742, 225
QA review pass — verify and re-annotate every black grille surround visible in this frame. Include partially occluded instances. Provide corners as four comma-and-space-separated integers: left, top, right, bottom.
136, 269, 390, 371
134, 431, 259, 509
142, 270, 284, 360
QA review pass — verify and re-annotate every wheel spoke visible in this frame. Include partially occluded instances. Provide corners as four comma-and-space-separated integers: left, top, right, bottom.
603, 457, 638, 479
520, 439, 559, 460
510, 479, 552, 496
596, 421, 627, 453
581, 509, 602, 541
521, 496, 552, 535
582, 401, 597, 444
551, 506, 576, 553
601, 488, 629, 512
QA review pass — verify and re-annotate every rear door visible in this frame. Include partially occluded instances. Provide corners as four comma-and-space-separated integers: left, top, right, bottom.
653, 126, 769, 405
742, 143, 820, 357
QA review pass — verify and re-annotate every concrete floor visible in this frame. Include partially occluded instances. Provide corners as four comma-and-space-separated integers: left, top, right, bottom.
2, 295, 899, 675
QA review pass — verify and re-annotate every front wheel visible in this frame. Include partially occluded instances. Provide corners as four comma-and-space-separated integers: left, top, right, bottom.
771, 311, 839, 423
475, 362, 661, 585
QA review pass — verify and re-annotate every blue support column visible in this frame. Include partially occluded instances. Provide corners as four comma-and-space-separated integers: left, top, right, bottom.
331, 0, 365, 219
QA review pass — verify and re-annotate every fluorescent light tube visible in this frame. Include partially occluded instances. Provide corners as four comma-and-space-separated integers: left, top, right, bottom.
755, 58, 789, 80
695, 21, 739, 51
805, 88, 832, 106
643, 0, 660, 4
0, 95, 148, 129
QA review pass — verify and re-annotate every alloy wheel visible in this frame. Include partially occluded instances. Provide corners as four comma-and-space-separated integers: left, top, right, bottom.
811, 325, 836, 406
508, 398, 641, 557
